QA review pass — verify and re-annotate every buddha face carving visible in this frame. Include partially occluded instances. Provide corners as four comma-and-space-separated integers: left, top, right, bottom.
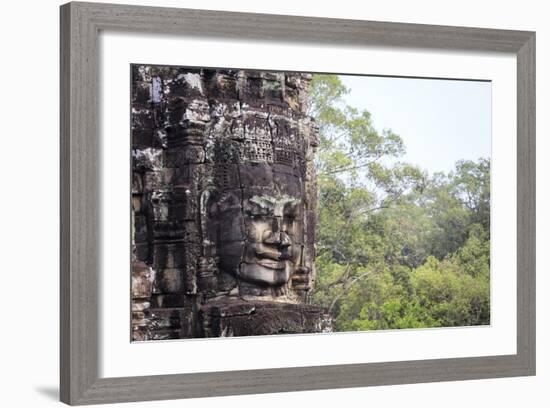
239, 193, 302, 286
210, 163, 307, 295
198, 87, 318, 300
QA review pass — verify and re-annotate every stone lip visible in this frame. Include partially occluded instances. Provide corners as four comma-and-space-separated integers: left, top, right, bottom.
199, 299, 332, 338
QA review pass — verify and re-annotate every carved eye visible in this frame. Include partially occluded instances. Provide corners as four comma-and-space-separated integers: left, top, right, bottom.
284, 205, 299, 219
284, 212, 296, 221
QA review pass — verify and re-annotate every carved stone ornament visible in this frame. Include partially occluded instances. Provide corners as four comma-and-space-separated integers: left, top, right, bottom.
131, 66, 331, 340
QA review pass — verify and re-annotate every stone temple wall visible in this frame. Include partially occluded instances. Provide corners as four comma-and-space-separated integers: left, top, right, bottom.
131, 66, 330, 341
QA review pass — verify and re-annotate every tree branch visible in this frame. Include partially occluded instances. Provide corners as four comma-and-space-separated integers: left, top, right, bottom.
328, 270, 373, 314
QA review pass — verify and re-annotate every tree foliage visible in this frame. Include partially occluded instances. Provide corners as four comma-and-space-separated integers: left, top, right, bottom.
309, 75, 490, 330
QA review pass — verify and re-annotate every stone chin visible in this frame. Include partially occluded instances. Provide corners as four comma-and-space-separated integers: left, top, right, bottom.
239, 261, 293, 286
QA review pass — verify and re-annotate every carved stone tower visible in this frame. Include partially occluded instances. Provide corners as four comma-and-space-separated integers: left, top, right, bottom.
131, 66, 331, 340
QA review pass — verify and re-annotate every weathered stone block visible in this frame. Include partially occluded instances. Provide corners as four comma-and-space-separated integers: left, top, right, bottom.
197, 256, 218, 295
131, 68, 324, 340
239, 163, 273, 188
150, 220, 199, 242
132, 301, 150, 312
205, 70, 239, 100
132, 173, 143, 194
213, 164, 240, 190
218, 209, 245, 242
132, 261, 153, 299
165, 145, 206, 166
149, 308, 183, 330
133, 80, 152, 106
179, 305, 195, 338
132, 108, 156, 132
272, 170, 302, 197
144, 306, 200, 339
132, 194, 144, 214
133, 214, 149, 244
153, 242, 200, 270
200, 300, 332, 337
306, 210, 316, 245
150, 293, 187, 308
165, 72, 205, 98
133, 147, 163, 172
134, 243, 150, 264
132, 129, 158, 148
157, 268, 183, 294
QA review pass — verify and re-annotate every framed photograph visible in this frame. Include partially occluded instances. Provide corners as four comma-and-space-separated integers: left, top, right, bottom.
60, 1, 535, 405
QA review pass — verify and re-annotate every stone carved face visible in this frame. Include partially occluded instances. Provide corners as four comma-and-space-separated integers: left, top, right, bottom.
210, 164, 306, 295
199, 83, 318, 300
239, 194, 302, 286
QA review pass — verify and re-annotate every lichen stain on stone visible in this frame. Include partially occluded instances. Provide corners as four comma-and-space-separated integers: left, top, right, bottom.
181, 72, 203, 92
151, 76, 162, 103
132, 147, 163, 171
249, 195, 300, 217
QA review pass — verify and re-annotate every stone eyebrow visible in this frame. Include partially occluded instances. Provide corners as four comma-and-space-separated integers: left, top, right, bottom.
249, 195, 275, 209
249, 195, 300, 209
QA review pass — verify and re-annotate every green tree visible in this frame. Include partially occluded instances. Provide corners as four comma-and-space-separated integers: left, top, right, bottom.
310, 75, 422, 317
309, 74, 491, 330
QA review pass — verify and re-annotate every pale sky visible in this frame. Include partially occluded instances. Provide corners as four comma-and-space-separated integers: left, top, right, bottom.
338, 75, 492, 175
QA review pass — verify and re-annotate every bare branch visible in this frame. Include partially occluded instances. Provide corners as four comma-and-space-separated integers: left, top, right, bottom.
327, 263, 351, 289
327, 270, 373, 314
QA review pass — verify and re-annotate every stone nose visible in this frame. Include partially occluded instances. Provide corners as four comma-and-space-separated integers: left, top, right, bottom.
263, 218, 291, 248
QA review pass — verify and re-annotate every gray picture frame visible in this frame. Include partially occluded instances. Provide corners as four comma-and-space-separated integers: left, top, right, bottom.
60, 1, 536, 405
